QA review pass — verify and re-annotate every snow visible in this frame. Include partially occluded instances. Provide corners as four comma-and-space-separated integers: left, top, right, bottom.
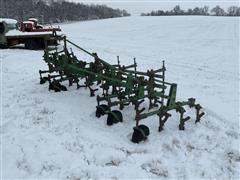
28, 18, 39, 22
0, 18, 18, 24
5, 29, 62, 37
22, 21, 35, 24
1, 16, 239, 179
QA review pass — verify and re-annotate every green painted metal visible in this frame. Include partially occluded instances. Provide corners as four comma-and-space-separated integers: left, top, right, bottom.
39, 37, 204, 143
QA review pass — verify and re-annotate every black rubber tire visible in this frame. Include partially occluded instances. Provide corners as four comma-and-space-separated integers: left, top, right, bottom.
37, 39, 46, 49
49, 81, 64, 92
25, 39, 37, 50
25, 39, 45, 50
113, 110, 123, 122
40, 77, 48, 84
96, 104, 109, 118
0, 44, 7, 49
107, 110, 122, 126
60, 84, 67, 91
132, 127, 146, 143
138, 124, 150, 136
49, 82, 55, 91
0, 22, 5, 34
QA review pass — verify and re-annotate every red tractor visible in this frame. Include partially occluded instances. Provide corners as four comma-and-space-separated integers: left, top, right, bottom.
20, 18, 61, 33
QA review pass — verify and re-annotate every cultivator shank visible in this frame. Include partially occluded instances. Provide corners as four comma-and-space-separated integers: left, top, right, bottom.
39, 38, 204, 143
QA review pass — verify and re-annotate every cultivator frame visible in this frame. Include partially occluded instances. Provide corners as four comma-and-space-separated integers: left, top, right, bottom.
39, 37, 205, 143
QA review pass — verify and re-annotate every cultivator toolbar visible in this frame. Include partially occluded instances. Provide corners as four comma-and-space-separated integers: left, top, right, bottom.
39, 37, 205, 143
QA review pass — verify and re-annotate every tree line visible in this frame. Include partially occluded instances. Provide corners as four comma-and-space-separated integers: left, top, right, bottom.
0, 0, 131, 24
141, 5, 240, 16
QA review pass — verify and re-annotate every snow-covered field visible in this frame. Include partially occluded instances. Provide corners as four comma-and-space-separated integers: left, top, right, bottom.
1, 16, 239, 179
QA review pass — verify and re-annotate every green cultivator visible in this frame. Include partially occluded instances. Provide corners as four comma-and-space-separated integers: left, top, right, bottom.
39, 37, 205, 143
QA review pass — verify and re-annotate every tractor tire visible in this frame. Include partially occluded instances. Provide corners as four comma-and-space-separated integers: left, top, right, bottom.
25, 39, 45, 50
0, 44, 7, 49
96, 104, 109, 118
36, 39, 46, 49
107, 110, 123, 126
0, 22, 5, 34
25, 39, 38, 50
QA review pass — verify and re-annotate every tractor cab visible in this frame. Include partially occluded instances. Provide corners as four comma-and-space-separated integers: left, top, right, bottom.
20, 21, 35, 32
20, 18, 44, 32
28, 18, 43, 29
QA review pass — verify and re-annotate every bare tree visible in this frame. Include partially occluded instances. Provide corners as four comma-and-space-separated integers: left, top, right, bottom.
211, 6, 226, 16
141, 5, 240, 17
228, 6, 240, 16
0, 0, 130, 24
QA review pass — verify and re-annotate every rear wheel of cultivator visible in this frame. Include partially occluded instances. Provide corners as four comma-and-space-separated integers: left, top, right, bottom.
40, 77, 49, 84
107, 110, 123, 126
138, 124, 150, 136
131, 125, 150, 143
96, 104, 109, 118
49, 80, 67, 92
60, 85, 67, 91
